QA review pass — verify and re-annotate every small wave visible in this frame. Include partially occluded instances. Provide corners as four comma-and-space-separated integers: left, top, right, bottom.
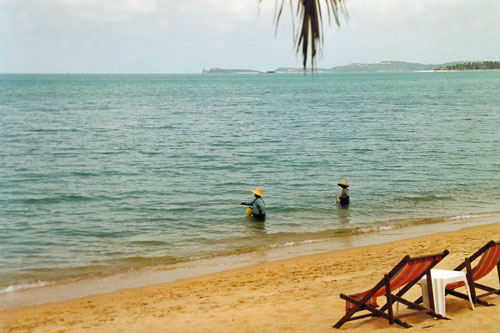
0, 281, 52, 294
451, 213, 494, 220
71, 171, 99, 177
28, 129, 80, 133
396, 195, 454, 203
23, 195, 96, 204
269, 242, 291, 249
268, 238, 321, 249
138, 151, 162, 156
96, 151, 129, 155
452, 215, 474, 220
129, 240, 168, 246
359, 224, 395, 233
95, 254, 180, 266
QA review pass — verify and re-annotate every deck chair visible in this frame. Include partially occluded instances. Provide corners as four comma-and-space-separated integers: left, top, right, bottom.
333, 250, 449, 329
445, 240, 500, 306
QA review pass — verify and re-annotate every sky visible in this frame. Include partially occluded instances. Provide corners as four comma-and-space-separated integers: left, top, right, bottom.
1, 0, 500, 73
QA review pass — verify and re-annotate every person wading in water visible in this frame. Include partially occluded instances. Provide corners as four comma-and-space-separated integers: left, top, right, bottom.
336, 180, 350, 207
240, 188, 266, 221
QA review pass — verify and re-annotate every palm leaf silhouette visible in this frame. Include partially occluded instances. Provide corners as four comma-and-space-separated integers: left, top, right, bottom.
262, 0, 348, 70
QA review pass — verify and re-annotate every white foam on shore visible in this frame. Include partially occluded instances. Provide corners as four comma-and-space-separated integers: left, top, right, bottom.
359, 224, 395, 233
451, 213, 494, 220
268, 238, 319, 249
0, 281, 52, 294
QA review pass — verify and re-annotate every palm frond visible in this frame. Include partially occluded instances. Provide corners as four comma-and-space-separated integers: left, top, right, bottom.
262, 0, 348, 70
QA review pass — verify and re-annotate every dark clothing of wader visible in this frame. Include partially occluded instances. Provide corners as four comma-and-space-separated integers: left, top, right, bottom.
339, 196, 350, 207
242, 197, 266, 221
339, 188, 350, 207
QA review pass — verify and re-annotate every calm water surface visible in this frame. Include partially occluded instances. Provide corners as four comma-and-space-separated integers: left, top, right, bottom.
1, 72, 500, 291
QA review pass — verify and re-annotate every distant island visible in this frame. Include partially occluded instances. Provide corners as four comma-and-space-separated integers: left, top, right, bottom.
202, 60, 499, 74
202, 68, 261, 75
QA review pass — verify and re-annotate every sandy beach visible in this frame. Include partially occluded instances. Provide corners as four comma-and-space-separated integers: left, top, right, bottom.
2, 222, 500, 332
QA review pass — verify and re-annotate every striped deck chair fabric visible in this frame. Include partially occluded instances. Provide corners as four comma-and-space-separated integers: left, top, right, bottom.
334, 250, 449, 329
346, 255, 441, 311
446, 240, 500, 305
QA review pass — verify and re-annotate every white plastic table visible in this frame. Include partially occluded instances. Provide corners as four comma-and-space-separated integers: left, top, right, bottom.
417, 269, 475, 316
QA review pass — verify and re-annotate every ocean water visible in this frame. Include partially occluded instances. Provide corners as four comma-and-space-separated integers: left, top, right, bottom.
1, 72, 500, 292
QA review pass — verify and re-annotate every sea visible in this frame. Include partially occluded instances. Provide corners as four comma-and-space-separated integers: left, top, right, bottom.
1, 72, 500, 304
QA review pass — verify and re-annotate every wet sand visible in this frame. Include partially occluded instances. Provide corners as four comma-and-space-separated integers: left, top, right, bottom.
2, 222, 500, 332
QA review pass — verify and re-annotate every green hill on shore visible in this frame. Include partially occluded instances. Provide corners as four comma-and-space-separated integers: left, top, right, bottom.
202, 61, 500, 74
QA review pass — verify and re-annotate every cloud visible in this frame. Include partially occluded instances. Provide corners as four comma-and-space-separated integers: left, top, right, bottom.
202, 0, 269, 21
2, 0, 500, 73
58, 0, 158, 22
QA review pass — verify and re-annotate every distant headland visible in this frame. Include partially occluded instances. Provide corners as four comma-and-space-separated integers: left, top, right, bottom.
202, 61, 500, 74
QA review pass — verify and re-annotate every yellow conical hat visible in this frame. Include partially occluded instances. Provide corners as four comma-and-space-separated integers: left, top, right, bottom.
252, 188, 264, 197
337, 180, 349, 187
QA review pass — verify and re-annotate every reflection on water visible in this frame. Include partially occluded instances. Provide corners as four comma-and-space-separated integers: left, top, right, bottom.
245, 216, 267, 235
337, 205, 351, 224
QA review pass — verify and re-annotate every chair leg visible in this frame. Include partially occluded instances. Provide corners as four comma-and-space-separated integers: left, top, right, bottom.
333, 294, 367, 329
333, 305, 357, 328
497, 262, 500, 286
385, 275, 394, 325
333, 312, 352, 328
473, 282, 500, 306
334, 293, 409, 329
450, 288, 493, 307
446, 289, 473, 302
465, 258, 478, 303
393, 319, 412, 328
391, 294, 446, 320
463, 280, 475, 311
425, 271, 436, 313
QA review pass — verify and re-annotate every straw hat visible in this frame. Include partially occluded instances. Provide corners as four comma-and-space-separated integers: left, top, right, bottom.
252, 188, 264, 197
337, 180, 349, 187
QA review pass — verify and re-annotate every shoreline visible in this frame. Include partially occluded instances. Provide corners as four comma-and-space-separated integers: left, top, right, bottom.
2, 220, 500, 331
1, 212, 499, 312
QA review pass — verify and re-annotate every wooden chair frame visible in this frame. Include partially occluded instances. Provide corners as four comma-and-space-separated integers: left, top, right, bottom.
446, 240, 500, 306
334, 250, 449, 329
